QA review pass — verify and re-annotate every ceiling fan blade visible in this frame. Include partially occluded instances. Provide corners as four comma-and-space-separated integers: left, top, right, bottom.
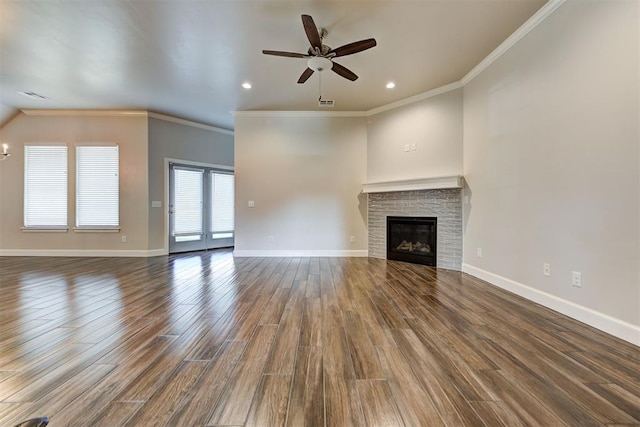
331, 62, 358, 81
302, 14, 322, 51
297, 67, 315, 84
329, 38, 377, 58
262, 50, 307, 58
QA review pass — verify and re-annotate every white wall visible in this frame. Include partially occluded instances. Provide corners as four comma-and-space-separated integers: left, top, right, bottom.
367, 88, 463, 183
0, 112, 150, 254
234, 114, 368, 255
463, 0, 639, 335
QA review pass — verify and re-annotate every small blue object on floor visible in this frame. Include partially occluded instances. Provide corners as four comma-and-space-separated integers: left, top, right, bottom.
14, 416, 49, 427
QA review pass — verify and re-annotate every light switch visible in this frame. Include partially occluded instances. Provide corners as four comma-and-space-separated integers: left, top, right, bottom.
248, 200, 255, 208
151, 201, 162, 208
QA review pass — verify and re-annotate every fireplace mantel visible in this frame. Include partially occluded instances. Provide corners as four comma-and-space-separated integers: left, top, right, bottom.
362, 175, 463, 194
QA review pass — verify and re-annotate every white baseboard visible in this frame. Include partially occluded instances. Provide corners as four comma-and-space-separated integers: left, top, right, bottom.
233, 249, 369, 258
0, 248, 168, 257
462, 263, 640, 346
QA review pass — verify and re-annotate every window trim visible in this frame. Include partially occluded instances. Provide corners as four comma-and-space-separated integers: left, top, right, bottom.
21, 227, 69, 233
72, 227, 120, 233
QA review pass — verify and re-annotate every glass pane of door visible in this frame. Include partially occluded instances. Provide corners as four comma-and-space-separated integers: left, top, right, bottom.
209, 171, 234, 249
169, 166, 205, 253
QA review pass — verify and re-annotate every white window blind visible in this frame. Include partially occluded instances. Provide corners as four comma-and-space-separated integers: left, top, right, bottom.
24, 145, 68, 227
210, 172, 234, 234
174, 167, 203, 236
76, 145, 119, 228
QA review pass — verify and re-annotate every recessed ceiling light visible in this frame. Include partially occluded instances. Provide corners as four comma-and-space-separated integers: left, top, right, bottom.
386, 82, 396, 89
242, 82, 252, 89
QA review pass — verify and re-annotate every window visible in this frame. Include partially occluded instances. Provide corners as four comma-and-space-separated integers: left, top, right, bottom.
76, 145, 119, 228
24, 145, 68, 228
210, 172, 234, 239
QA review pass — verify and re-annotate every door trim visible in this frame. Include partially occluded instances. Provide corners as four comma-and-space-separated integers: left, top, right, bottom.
163, 158, 234, 254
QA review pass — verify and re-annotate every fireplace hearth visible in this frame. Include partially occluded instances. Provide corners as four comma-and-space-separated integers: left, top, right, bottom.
387, 216, 437, 266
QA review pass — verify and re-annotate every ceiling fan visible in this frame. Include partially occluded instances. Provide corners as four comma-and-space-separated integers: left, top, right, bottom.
262, 14, 377, 84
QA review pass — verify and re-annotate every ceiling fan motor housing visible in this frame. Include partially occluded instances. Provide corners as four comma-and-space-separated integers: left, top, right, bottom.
308, 43, 331, 57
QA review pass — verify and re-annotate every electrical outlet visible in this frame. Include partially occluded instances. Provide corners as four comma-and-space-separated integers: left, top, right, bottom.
350, 235, 355, 243
572, 271, 582, 287
268, 235, 274, 242
248, 200, 255, 208
411, 143, 417, 151
543, 263, 551, 276
121, 235, 127, 243
476, 248, 482, 258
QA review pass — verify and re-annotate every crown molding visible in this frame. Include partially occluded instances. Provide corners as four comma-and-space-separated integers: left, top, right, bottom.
149, 112, 234, 135
232, 110, 367, 118
19, 109, 234, 135
461, 0, 567, 85
366, 81, 464, 116
21, 109, 148, 117
231, 84, 463, 120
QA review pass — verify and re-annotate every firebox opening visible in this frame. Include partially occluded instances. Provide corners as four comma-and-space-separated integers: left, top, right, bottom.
387, 216, 437, 266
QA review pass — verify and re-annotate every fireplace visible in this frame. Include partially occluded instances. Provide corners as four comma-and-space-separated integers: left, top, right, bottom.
367, 188, 461, 270
387, 216, 437, 266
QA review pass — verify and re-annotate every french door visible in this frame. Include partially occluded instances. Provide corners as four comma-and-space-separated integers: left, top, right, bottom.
169, 163, 234, 253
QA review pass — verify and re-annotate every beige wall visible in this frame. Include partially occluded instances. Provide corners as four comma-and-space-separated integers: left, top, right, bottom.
367, 88, 463, 183
234, 114, 367, 254
0, 113, 149, 253
463, 0, 639, 327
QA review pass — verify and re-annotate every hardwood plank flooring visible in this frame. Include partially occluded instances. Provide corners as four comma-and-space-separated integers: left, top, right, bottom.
0, 250, 638, 426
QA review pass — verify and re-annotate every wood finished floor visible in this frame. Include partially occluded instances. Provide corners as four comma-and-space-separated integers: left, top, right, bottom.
0, 250, 638, 427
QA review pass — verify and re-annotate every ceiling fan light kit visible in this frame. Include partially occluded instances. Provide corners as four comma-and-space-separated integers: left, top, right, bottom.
307, 56, 332, 72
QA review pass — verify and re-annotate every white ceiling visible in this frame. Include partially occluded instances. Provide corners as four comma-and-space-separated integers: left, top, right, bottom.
0, 0, 548, 131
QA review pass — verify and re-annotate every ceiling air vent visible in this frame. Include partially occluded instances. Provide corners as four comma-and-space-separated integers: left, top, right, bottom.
18, 91, 49, 100
318, 99, 334, 107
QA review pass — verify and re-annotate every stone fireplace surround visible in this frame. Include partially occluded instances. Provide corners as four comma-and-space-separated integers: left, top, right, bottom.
365, 177, 463, 271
